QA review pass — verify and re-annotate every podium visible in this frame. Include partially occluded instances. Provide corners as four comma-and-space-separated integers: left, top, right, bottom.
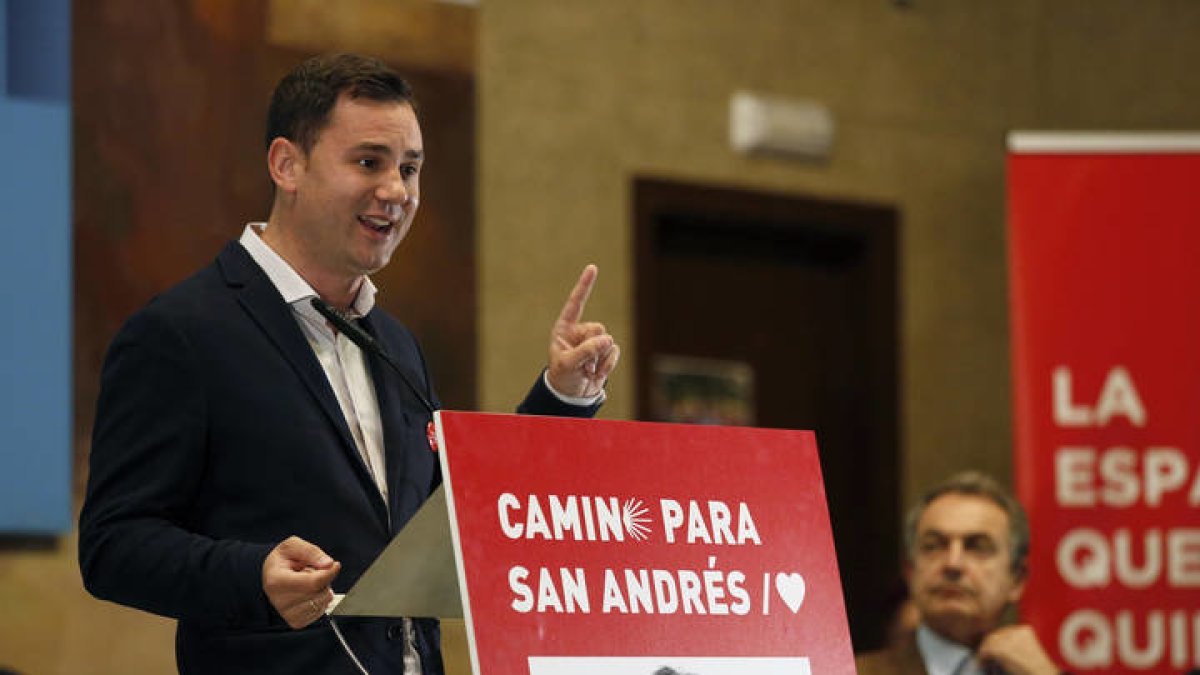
334, 411, 855, 675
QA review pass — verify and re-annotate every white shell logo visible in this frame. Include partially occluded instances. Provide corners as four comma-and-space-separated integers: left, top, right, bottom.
622, 498, 652, 541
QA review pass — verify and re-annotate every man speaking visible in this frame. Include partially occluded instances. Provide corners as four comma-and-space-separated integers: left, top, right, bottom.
79, 53, 619, 674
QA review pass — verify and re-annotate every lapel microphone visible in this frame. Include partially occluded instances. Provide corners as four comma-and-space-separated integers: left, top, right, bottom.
310, 297, 438, 415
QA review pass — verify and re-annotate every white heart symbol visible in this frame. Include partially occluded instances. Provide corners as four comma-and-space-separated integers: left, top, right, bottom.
775, 572, 806, 613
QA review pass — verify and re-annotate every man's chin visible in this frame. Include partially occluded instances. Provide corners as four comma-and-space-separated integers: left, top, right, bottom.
924, 599, 976, 620
923, 609, 986, 646
353, 251, 397, 277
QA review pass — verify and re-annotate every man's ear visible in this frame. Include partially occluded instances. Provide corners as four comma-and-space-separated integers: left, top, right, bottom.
1007, 564, 1028, 604
267, 137, 303, 193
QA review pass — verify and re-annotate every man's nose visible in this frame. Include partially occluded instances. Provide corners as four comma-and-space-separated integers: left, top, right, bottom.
376, 168, 410, 204
942, 541, 966, 570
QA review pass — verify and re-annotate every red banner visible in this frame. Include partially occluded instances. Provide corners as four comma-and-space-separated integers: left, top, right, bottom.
1008, 133, 1200, 673
434, 411, 854, 675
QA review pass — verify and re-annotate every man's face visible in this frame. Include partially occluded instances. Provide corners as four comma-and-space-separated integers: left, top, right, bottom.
285, 94, 423, 282
907, 493, 1025, 647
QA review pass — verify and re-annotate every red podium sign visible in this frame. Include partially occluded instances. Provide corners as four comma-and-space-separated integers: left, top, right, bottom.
434, 411, 853, 675
1008, 133, 1200, 673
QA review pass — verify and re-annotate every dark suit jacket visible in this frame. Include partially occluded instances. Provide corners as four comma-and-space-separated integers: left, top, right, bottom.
79, 242, 599, 674
855, 633, 929, 675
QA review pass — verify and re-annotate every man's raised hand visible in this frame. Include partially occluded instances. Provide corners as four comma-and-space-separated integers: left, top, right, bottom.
546, 264, 620, 399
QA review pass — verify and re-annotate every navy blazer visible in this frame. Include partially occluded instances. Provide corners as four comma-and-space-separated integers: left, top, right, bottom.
79, 242, 599, 674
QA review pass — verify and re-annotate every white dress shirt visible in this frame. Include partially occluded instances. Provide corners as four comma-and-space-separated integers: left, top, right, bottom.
239, 223, 391, 504
239, 221, 601, 674
240, 223, 422, 673
916, 624, 987, 675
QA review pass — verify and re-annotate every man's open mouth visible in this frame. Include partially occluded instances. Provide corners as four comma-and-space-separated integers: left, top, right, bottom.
359, 215, 394, 233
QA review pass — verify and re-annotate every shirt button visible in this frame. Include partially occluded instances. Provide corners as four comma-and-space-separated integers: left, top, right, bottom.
386, 623, 404, 641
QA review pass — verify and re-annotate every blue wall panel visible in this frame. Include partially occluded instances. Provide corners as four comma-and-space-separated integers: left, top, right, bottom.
0, 0, 72, 533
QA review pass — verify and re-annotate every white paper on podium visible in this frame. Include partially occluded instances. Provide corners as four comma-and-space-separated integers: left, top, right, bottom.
330, 486, 463, 618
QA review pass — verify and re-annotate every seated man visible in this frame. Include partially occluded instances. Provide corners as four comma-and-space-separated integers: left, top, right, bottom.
856, 471, 1063, 675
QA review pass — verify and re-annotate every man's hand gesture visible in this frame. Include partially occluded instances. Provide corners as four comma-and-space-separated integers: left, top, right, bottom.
546, 265, 620, 399
978, 625, 1061, 675
262, 536, 341, 629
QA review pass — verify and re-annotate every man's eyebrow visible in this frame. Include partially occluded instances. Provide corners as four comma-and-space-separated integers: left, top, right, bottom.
353, 142, 391, 154
921, 528, 994, 540
351, 143, 423, 160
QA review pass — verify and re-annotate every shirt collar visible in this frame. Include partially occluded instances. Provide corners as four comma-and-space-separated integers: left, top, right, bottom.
238, 222, 377, 318
916, 624, 977, 675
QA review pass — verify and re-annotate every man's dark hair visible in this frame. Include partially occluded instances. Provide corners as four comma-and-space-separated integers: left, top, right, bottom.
903, 470, 1031, 578
265, 53, 415, 154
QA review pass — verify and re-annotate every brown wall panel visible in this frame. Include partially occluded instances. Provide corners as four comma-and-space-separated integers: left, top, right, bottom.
73, 0, 477, 483
0, 2, 476, 672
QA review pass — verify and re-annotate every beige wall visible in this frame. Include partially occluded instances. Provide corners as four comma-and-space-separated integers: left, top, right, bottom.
477, 0, 1200, 510
0, 534, 177, 673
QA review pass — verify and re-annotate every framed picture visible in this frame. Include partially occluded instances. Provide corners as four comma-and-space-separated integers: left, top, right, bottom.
650, 355, 755, 426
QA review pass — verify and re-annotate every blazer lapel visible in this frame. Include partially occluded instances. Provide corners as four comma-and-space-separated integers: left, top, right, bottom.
359, 313, 415, 526
215, 242, 391, 530
901, 631, 931, 675
359, 312, 446, 535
